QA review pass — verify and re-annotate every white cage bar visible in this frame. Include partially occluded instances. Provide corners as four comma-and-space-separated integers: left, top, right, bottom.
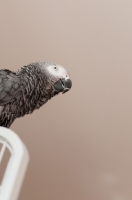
0, 127, 29, 200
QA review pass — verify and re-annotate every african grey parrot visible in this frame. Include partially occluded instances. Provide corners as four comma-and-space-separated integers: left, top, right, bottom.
0, 61, 72, 128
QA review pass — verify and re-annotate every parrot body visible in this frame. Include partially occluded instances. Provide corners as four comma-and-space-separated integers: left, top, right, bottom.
0, 61, 72, 127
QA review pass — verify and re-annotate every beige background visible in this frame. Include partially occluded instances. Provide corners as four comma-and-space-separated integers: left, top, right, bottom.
0, 0, 132, 199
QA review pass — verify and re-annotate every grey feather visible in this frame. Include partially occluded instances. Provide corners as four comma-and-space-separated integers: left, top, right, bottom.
0, 61, 72, 128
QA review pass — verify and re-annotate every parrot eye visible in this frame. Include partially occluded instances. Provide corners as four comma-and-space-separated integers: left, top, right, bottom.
54, 66, 58, 70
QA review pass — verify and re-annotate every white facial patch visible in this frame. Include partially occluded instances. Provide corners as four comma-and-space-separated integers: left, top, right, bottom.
47, 65, 70, 79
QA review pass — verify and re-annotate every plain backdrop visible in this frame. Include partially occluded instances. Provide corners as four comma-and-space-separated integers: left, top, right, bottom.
1, 1, 132, 200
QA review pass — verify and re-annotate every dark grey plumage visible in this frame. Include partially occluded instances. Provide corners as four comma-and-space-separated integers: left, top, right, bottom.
0, 61, 72, 128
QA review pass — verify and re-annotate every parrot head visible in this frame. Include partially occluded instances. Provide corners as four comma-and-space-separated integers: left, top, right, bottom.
42, 62, 72, 94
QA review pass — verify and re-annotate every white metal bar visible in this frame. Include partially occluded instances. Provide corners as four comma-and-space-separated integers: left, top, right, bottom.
0, 127, 29, 200
0, 141, 7, 163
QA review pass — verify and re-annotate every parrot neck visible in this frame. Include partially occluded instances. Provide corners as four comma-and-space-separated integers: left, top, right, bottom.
17, 65, 56, 114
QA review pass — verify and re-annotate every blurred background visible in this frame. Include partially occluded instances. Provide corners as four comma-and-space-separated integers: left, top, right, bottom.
0, 0, 132, 199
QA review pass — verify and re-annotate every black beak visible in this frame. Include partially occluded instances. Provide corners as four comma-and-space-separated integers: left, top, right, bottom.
61, 78, 72, 93
54, 78, 72, 94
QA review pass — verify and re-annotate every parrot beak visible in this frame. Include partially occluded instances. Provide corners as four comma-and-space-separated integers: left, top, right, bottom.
61, 78, 72, 94
54, 78, 72, 94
